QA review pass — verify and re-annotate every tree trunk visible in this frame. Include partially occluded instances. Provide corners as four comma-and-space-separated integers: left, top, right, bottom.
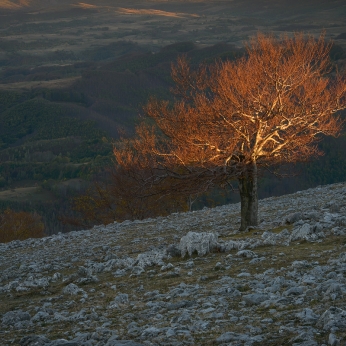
238, 161, 258, 232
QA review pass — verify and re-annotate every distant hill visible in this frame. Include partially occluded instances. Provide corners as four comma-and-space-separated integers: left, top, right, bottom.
0, 0, 29, 9
0, 0, 77, 9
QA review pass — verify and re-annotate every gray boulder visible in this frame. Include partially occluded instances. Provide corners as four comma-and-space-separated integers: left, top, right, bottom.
242, 293, 270, 305
32, 311, 50, 323
134, 250, 166, 268
284, 212, 303, 224
2, 310, 31, 326
295, 308, 319, 324
338, 252, 346, 262
236, 250, 257, 258
20, 335, 50, 346
291, 260, 309, 269
77, 266, 92, 277
283, 286, 305, 296
324, 283, 343, 299
249, 256, 266, 264
47, 341, 79, 346
114, 293, 129, 305
223, 240, 247, 251
131, 266, 144, 276
289, 331, 318, 346
108, 293, 129, 309
62, 283, 86, 297
317, 306, 346, 330
179, 231, 219, 257
262, 229, 290, 246
105, 341, 144, 346
328, 333, 340, 346
141, 327, 161, 337
216, 332, 250, 343
290, 223, 325, 242
216, 332, 263, 344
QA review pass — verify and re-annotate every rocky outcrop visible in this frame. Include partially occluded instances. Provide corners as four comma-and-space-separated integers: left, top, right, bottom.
1, 182, 346, 345
179, 231, 219, 257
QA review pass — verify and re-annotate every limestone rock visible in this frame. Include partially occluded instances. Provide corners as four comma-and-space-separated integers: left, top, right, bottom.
105, 340, 144, 346
2, 310, 31, 326
262, 229, 290, 246
134, 250, 166, 268
242, 293, 270, 306
236, 250, 257, 258
19, 335, 50, 346
317, 307, 346, 330
216, 332, 263, 344
290, 223, 325, 242
284, 212, 303, 224
295, 308, 319, 324
179, 231, 219, 257
62, 283, 87, 297
328, 333, 340, 346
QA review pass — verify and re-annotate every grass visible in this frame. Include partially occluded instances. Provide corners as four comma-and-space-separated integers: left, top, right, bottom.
270, 224, 294, 234
0, 77, 81, 91
0, 186, 55, 202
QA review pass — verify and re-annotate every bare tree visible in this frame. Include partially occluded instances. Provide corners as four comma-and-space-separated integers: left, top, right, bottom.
114, 33, 346, 231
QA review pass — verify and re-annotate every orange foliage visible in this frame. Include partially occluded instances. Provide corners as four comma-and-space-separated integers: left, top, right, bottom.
113, 33, 346, 231
0, 209, 45, 243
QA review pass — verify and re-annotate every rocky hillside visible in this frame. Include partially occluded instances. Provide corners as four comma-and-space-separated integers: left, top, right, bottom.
1, 182, 346, 346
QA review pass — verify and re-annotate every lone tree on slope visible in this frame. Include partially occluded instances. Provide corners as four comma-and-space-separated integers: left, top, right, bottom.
114, 33, 346, 231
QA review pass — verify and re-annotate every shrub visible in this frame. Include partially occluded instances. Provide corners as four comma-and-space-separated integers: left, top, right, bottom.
0, 209, 45, 243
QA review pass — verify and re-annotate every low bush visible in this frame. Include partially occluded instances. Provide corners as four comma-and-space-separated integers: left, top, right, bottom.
0, 209, 45, 243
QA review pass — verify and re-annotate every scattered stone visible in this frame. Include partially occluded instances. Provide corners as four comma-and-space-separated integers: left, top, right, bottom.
328, 333, 340, 346
131, 266, 144, 276
2, 310, 31, 326
134, 250, 166, 268
242, 294, 270, 306
62, 283, 87, 297
179, 231, 219, 257
1, 182, 346, 345
290, 223, 325, 242
262, 229, 290, 246
249, 256, 265, 264
216, 332, 263, 344
236, 250, 257, 258
317, 307, 346, 330
105, 342, 144, 346
295, 308, 319, 324
284, 212, 303, 224
20, 335, 50, 346
283, 286, 305, 296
